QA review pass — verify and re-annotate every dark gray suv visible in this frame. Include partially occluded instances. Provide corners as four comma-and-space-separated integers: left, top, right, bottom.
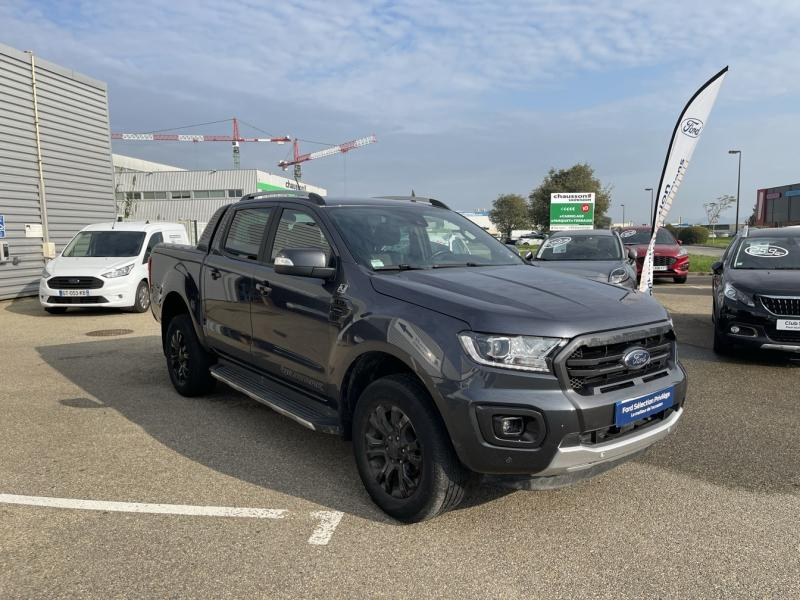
150, 193, 688, 522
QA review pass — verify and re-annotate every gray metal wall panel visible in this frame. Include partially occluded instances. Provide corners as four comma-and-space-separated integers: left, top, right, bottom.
0, 44, 115, 301
114, 170, 257, 193
130, 198, 237, 223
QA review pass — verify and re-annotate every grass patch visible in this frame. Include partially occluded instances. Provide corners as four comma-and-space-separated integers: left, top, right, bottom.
698, 237, 732, 248
690, 254, 718, 273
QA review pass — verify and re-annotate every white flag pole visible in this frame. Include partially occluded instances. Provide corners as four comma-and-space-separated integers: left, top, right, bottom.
639, 66, 729, 294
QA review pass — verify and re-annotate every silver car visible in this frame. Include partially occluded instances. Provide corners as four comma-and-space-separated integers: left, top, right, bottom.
531, 229, 638, 288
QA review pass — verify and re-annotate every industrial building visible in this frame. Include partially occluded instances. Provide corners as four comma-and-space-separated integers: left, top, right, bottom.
113, 167, 327, 242
755, 183, 800, 227
0, 43, 116, 300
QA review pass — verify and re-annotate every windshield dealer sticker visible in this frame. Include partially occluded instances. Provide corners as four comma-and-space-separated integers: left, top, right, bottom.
744, 244, 789, 258
545, 237, 571, 249
370, 259, 385, 268
619, 230, 637, 238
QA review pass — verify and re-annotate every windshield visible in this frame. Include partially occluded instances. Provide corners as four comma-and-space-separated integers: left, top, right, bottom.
732, 236, 800, 270
618, 229, 676, 245
63, 231, 146, 258
327, 205, 521, 270
537, 234, 622, 261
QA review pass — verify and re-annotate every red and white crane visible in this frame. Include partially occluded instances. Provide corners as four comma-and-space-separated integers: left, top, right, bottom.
111, 118, 291, 169
278, 135, 377, 180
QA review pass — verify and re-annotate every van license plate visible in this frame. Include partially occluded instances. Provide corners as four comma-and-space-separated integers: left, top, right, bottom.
59, 290, 90, 297
777, 319, 800, 331
614, 387, 674, 426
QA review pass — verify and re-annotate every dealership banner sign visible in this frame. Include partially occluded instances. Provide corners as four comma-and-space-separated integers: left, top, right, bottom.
550, 193, 595, 230
639, 66, 728, 294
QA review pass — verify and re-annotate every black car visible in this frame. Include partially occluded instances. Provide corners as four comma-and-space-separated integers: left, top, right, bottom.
149, 192, 687, 522
711, 226, 800, 354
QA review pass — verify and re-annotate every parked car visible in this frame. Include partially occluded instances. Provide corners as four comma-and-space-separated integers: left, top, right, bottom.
39, 221, 188, 314
515, 232, 546, 245
532, 229, 637, 289
150, 193, 687, 522
711, 226, 800, 355
618, 226, 689, 283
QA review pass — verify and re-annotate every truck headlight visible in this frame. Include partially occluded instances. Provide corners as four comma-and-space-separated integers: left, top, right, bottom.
609, 267, 630, 284
459, 332, 565, 373
101, 263, 134, 278
723, 283, 754, 307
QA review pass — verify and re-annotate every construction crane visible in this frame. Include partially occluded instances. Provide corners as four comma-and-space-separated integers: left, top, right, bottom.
111, 118, 291, 169
278, 135, 377, 181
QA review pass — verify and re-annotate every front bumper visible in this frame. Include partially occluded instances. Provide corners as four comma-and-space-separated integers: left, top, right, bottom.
435, 321, 688, 476
718, 301, 800, 352
635, 255, 690, 278
38, 277, 139, 308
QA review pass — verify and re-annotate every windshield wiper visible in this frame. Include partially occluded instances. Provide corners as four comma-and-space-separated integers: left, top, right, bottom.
373, 264, 428, 271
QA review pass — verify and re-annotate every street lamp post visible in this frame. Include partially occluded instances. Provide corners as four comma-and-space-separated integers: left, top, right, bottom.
728, 150, 742, 232
645, 187, 654, 225
621, 204, 626, 227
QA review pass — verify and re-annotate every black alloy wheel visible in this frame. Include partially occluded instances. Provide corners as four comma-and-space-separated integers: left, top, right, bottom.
364, 403, 423, 499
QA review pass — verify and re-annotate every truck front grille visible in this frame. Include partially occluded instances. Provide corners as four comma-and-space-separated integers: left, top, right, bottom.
48, 296, 108, 304
760, 295, 800, 317
48, 276, 104, 289
561, 329, 675, 396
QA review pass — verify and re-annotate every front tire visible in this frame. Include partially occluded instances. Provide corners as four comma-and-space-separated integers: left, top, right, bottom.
130, 280, 151, 313
673, 275, 687, 284
352, 374, 468, 522
165, 314, 216, 396
713, 323, 733, 356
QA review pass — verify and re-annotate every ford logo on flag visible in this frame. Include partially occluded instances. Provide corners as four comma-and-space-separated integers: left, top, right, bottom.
681, 118, 703, 138
622, 348, 651, 369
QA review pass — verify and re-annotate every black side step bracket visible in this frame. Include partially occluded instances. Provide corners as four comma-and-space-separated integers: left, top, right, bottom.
210, 363, 341, 434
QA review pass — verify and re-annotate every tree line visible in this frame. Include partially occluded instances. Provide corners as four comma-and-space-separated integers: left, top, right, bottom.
488, 163, 612, 240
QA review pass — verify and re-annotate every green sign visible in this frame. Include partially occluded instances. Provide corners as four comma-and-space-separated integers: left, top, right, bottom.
550, 193, 595, 230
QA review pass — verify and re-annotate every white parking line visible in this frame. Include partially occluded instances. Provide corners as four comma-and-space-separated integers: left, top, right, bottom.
308, 511, 344, 546
0, 493, 345, 545
0, 493, 287, 519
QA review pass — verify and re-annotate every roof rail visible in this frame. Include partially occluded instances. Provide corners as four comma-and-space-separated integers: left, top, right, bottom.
374, 195, 450, 210
240, 190, 326, 206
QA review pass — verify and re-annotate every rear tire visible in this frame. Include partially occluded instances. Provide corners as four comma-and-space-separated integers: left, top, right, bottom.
352, 374, 468, 523
165, 314, 216, 396
130, 280, 151, 313
44, 307, 68, 314
673, 276, 687, 284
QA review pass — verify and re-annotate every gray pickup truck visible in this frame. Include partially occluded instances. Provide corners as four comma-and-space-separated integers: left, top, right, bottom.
149, 192, 687, 522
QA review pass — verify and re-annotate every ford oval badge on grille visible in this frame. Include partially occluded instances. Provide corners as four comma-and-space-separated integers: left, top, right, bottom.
622, 347, 651, 369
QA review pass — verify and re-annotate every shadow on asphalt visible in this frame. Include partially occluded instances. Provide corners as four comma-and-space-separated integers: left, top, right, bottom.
36, 336, 508, 523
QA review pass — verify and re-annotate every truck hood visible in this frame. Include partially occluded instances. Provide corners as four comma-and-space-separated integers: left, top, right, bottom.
46, 256, 138, 276
370, 264, 669, 338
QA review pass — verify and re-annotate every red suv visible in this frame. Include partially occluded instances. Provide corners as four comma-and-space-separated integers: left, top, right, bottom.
618, 227, 689, 284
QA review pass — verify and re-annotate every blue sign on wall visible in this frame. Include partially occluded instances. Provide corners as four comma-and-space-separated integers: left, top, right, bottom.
0, 215, 5, 239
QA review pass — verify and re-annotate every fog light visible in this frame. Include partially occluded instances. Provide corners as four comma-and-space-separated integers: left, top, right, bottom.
730, 325, 740, 334
495, 416, 524, 437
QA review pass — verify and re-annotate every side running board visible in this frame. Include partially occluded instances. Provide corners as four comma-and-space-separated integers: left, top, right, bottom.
210, 363, 341, 435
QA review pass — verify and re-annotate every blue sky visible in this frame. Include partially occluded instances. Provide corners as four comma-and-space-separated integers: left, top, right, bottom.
3, 0, 800, 224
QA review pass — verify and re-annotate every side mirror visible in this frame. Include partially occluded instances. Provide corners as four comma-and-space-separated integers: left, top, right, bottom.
677, 239, 683, 245
274, 248, 335, 279
627, 247, 638, 262
524, 251, 534, 261
711, 261, 723, 274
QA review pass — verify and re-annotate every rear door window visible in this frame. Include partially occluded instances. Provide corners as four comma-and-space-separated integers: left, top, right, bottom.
224, 208, 273, 260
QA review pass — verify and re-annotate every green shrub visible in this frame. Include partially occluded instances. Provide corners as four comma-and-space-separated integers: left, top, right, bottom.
677, 226, 709, 245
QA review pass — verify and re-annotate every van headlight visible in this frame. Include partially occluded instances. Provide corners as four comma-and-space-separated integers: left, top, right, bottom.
459, 332, 565, 373
41, 265, 52, 278
609, 267, 630, 284
723, 283, 754, 307
101, 263, 134, 278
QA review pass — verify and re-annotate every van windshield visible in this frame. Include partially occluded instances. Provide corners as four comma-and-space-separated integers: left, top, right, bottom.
63, 231, 146, 257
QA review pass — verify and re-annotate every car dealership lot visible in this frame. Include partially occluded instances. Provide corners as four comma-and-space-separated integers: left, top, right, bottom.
1, 280, 798, 599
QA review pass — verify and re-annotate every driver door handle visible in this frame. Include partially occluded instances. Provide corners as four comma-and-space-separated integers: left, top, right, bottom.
209, 269, 222, 280
255, 281, 272, 296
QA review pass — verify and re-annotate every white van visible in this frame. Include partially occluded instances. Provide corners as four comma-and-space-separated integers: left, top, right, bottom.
39, 222, 188, 314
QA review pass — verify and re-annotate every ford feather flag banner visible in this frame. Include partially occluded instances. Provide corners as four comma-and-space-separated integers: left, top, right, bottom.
639, 66, 729, 294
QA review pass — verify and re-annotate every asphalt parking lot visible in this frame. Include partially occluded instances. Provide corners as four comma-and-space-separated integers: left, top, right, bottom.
1, 279, 799, 599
